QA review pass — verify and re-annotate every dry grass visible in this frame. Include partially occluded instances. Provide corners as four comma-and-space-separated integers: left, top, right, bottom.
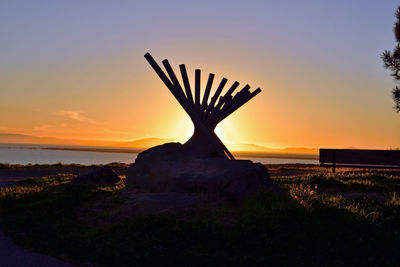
0, 166, 399, 266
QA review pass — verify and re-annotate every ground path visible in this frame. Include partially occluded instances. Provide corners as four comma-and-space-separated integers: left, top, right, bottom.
0, 167, 101, 266
0, 230, 75, 267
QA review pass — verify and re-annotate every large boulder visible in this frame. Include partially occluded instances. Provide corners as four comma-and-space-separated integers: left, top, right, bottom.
124, 192, 198, 214
126, 143, 281, 200
72, 167, 121, 185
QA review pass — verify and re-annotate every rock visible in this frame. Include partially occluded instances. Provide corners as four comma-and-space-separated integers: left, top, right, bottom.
126, 143, 282, 200
72, 167, 121, 185
123, 192, 198, 214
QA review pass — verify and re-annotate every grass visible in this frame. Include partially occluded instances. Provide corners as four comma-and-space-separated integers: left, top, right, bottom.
0, 169, 400, 266
0, 162, 129, 169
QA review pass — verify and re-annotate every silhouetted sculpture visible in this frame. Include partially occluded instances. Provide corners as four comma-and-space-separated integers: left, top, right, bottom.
144, 52, 261, 159
125, 53, 281, 201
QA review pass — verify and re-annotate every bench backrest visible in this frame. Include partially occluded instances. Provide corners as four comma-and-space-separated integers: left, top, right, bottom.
320, 149, 400, 166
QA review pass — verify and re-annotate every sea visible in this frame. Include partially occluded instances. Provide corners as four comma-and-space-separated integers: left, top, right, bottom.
0, 143, 319, 165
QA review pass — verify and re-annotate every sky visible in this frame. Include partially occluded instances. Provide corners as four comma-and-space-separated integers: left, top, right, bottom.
1, 0, 400, 149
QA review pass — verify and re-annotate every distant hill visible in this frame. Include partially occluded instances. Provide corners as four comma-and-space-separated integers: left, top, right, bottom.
226, 143, 318, 154
281, 147, 318, 154
115, 138, 174, 148
227, 143, 277, 152
0, 133, 62, 145
0, 133, 114, 146
0, 133, 174, 148
0, 133, 318, 154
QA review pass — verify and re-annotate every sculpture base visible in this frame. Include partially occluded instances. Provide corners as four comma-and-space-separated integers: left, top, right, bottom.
182, 129, 228, 159
126, 143, 282, 201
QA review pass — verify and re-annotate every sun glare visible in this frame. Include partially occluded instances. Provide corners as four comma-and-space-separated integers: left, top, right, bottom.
170, 114, 194, 143
215, 125, 225, 142
167, 112, 241, 145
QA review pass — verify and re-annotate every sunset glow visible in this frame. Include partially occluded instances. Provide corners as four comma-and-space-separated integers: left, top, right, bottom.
1, 1, 400, 150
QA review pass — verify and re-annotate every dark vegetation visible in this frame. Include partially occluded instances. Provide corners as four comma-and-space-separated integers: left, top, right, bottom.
0, 167, 399, 266
382, 5, 400, 112
0, 162, 129, 170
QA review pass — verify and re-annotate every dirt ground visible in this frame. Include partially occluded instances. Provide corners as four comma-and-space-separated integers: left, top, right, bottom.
0, 163, 341, 188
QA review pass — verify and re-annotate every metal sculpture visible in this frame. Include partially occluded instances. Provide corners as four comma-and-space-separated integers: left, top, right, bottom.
144, 52, 261, 160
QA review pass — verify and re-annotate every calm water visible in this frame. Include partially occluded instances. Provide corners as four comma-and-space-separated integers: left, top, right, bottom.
0, 144, 319, 165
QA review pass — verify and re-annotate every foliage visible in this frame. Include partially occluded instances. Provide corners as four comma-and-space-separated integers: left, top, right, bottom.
382, 6, 400, 112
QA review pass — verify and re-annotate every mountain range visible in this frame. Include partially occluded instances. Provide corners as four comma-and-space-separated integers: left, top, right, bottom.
0, 133, 318, 154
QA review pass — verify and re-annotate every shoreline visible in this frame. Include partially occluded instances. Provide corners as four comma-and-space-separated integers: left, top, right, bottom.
42, 147, 319, 160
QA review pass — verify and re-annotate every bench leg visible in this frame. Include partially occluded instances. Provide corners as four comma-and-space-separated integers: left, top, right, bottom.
332, 150, 336, 173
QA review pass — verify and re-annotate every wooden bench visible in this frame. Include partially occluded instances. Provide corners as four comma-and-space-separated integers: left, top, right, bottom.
319, 149, 400, 173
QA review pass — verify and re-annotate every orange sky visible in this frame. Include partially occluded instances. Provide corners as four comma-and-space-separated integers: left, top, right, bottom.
1, 1, 400, 150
